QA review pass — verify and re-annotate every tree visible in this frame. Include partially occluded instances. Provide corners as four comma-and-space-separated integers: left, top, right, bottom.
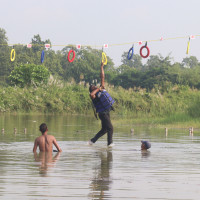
121, 52, 143, 70
0, 28, 10, 81
182, 56, 199, 68
61, 46, 115, 84
111, 67, 141, 89
11, 34, 63, 78
8, 64, 50, 87
31, 34, 51, 53
0, 28, 8, 44
116, 64, 131, 74
145, 54, 172, 70
41, 49, 63, 77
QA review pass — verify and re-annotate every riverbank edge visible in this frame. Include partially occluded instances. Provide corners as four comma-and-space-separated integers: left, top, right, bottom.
0, 83, 200, 128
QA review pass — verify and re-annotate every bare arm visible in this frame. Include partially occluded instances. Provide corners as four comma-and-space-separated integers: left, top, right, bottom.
90, 62, 105, 100
90, 88, 100, 99
33, 151, 39, 161
33, 138, 38, 153
53, 152, 61, 161
53, 138, 62, 152
100, 62, 105, 89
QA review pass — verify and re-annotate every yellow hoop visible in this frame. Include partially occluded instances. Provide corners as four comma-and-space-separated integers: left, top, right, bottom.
102, 52, 107, 65
10, 49, 16, 62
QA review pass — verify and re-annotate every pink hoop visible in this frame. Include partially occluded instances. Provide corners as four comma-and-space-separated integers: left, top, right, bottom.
68, 49, 75, 62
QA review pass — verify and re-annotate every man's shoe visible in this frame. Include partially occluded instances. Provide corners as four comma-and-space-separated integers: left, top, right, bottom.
87, 140, 94, 145
108, 143, 115, 147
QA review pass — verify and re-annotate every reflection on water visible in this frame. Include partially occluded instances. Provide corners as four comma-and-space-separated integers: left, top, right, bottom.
89, 150, 113, 199
141, 150, 151, 158
0, 114, 200, 199
34, 151, 61, 176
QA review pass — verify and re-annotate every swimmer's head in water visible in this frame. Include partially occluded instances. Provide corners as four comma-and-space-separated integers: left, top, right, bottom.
141, 140, 151, 150
39, 123, 48, 134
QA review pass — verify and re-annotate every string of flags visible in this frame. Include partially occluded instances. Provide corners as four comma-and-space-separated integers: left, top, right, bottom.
2, 34, 199, 63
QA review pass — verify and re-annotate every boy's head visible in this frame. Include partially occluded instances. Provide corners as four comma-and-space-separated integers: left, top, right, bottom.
39, 123, 48, 134
89, 85, 97, 93
141, 140, 151, 150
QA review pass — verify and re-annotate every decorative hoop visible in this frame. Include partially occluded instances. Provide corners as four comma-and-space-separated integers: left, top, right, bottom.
102, 52, 107, 65
68, 49, 76, 63
41, 50, 45, 63
127, 46, 134, 60
10, 49, 16, 62
140, 44, 150, 58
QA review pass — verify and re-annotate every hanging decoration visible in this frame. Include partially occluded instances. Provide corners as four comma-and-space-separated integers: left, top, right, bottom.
102, 52, 107, 65
138, 41, 143, 45
1, 34, 199, 63
76, 44, 81, 49
127, 45, 134, 60
190, 35, 195, 39
186, 37, 190, 55
140, 42, 150, 58
104, 44, 108, 48
2, 34, 199, 50
41, 50, 45, 63
68, 49, 75, 63
45, 44, 51, 49
27, 44, 32, 48
10, 48, 16, 62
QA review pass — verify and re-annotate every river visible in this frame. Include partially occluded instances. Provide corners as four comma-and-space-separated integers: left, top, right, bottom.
0, 114, 200, 199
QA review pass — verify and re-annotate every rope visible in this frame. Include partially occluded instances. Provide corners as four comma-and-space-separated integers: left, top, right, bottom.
0, 34, 199, 49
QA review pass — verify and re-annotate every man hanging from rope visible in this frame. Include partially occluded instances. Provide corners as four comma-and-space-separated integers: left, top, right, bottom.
88, 62, 115, 147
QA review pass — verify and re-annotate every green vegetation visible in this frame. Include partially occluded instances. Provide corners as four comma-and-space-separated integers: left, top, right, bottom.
0, 83, 199, 124
8, 64, 50, 87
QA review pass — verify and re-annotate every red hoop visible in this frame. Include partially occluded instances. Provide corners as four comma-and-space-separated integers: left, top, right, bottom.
68, 49, 75, 62
140, 46, 150, 58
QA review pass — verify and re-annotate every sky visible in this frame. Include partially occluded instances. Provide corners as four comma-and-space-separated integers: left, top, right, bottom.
0, 0, 200, 66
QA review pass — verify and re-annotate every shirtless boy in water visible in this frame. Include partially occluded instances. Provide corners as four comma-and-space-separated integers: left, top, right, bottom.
33, 123, 62, 152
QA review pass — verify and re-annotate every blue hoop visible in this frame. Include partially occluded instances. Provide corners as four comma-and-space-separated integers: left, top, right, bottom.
41, 50, 45, 63
127, 47, 134, 60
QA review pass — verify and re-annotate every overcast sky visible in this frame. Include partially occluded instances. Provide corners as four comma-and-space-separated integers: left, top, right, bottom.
0, 0, 200, 66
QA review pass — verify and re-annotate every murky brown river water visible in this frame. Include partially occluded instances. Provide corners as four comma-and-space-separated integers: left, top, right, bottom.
0, 114, 200, 199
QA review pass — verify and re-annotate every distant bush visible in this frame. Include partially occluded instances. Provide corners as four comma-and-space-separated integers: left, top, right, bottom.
8, 64, 50, 87
0, 83, 199, 121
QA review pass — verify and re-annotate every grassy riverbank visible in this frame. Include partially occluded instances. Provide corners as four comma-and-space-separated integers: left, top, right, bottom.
0, 83, 200, 127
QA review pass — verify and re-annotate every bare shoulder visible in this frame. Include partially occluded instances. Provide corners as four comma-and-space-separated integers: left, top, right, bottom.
35, 135, 43, 142
35, 136, 40, 141
47, 135, 56, 140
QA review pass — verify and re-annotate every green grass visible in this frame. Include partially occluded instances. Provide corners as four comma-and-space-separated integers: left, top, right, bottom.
0, 83, 200, 127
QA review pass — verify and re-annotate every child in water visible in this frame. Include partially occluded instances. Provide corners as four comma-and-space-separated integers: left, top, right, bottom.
141, 140, 151, 151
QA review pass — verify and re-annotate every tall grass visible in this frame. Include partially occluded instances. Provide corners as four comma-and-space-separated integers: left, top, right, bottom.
0, 83, 200, 125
